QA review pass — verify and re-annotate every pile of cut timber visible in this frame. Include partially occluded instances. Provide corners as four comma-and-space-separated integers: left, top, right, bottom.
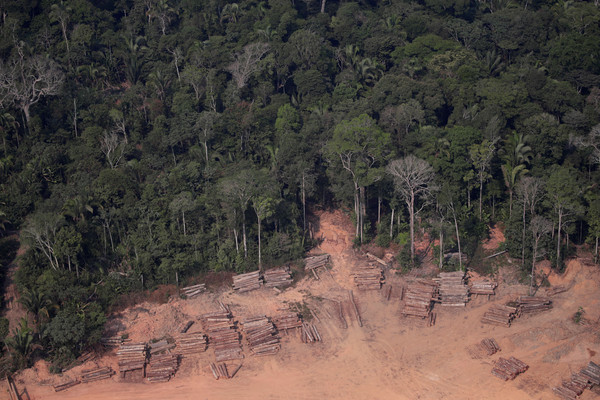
481, 304, 519, 327
300, 322, 322, 343
54, 379, 80, 392
437, 271, 469, 306
202, 311, 243, 362
402, 280, 438, 318
181, 283, 206, 298
516, 296, 552, 315
304, 254, 330, 279
263, 266, 292, 288
149, 339, 176, 355
117, 342, 147, 375
491, 356, 528, 380
232, 270, 262, 293
175, 332, 207, 355
553, 371, 593, 400
241, 316, 280, 355
272, 312, 303, 331
581, 361, 600, 385
80, 366, 115, 383
100, 336, 128, 347
146, 354, 179, 383
469, 279, 497, 296
353, 264, 384, 290
479, 338, 501, 356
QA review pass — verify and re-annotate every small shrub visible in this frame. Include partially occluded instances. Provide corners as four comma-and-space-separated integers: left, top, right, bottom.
573, 307, 585, 324
375, 234, 391, 248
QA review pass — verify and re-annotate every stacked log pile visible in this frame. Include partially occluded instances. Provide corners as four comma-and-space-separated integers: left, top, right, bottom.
232, 270, 262, 293
402, 280, 438, 318
263, 266, 292, 288
272, 312, 303, 331
146, 353, 179, 383
479, 338, 501, 356
181, 283, 206, 298
80, 366, 115, 383
149, 339, 176, 355
481, 304, 519, 327
100, 336, 129, 347
54, 379, 81, 392
241, 316, 280, 356
491, 356, 528, 380
469, 280, 497, 297
117, 342, 147, 375
175, 332, 207, 355
437, 271, 469, 306
301, 322, 322, 343
304, 254, 330, 279
553, 361, 600, 399
516, 296, 552, 315
202, 311, 243, 362
353, 264, 384, 290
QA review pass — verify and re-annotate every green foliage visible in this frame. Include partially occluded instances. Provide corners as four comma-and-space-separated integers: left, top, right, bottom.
573, 307, 585, 324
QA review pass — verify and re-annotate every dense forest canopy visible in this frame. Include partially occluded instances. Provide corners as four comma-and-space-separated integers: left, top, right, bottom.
0, 0, 599, 371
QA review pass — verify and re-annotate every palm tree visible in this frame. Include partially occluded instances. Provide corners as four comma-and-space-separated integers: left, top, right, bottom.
62, 195, 96, 223
6, 318, 34, 368
19, 288, 57, 325
501, 132, 532, 217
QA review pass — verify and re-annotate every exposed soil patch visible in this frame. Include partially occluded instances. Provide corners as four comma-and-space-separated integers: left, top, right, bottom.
7, 213, 600, 400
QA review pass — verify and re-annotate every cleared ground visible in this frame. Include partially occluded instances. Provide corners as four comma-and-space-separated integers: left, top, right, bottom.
5, 210, 600, 400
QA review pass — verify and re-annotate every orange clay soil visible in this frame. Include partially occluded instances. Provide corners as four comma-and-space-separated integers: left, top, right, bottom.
5, 210, 600, 400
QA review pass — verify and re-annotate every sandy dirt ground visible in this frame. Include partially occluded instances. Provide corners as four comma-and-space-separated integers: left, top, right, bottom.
4, 210, 600, 400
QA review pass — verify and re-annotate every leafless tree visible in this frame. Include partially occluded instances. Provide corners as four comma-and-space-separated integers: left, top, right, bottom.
226, 43, 269, 89
530, 215, 552, 295
571, 123, 600, 166
194, 111, 219, 166
22, 212, 63, 271
0, 49, 64, 129
387, 155, 436, 261
100, 131, 126, 169
517, 176, 544, 266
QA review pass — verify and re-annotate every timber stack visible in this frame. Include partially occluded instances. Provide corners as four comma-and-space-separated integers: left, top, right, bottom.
479, 338, 501, 356
402, 279, 438, 318
146, 353, 179, 383
304, 254, 330, 279
181, 283, 206, 298
553, 371, 591, 400
263, 266, 292, 288
100, 335, 128, 347
54, 379, 80, 392
241, 315, 280, 356
481, 304, 519, 327
80, 366, 115, 383
580, 361, 600, 385
516, 296, 552, 315
149, 339, 176, 355
117, 342, 148, 376
301, 322, 322, 343
437, 271, 469, 306
272, 312, 303, 332
232, 270, 262, 293
469, 279, 497, 297
175, 331, 207, 355
491, 356, 528, 380
201, 310, 244, 362
353, 264, 384, 290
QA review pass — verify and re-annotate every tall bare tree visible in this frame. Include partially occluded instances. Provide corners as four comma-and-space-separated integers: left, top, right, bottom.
0, 49, 64, 129
387, 155, 436, 261
571, 123, 600, 166
227, 43, 269, 89
517, 176, 544, 267
530, 215, 552, 295
469, 138, 497, 219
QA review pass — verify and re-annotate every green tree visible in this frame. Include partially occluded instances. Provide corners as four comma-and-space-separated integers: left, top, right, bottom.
326, 114, 391, 243
501, 132, 531, 217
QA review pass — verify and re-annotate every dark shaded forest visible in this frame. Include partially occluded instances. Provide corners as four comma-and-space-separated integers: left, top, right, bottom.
0, 0, 599, 373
